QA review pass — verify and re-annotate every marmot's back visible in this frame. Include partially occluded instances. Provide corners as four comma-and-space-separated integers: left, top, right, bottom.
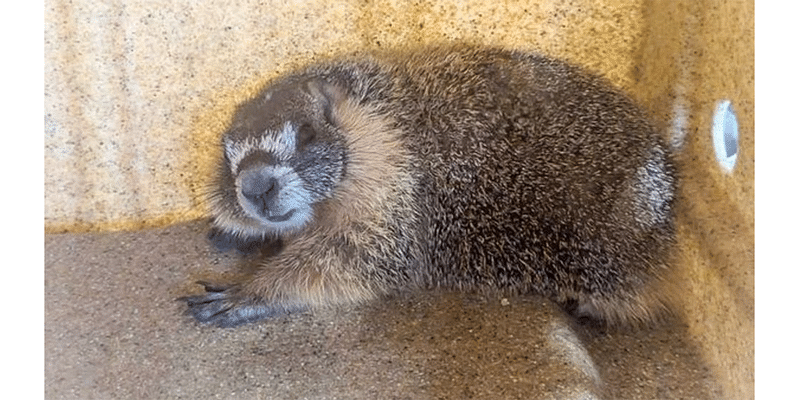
184, 46, 676, 327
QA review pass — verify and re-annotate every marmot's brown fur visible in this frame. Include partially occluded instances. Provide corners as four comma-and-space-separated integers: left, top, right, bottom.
182, 45, 677, 327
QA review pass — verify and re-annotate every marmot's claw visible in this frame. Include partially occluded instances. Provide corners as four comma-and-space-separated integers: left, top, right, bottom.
194, 280, 228, 293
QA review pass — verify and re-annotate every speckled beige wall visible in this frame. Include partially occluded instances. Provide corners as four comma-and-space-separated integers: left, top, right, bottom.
673, 1, 754, 399
44, 0, 647, 232
634, 1, 754, 398
45, 0, 754, 398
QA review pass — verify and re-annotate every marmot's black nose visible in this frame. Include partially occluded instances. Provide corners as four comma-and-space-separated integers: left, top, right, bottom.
240, 169, 279, 212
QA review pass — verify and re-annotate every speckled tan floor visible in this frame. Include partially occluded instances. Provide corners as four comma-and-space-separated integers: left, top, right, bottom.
45, 221, 722, 399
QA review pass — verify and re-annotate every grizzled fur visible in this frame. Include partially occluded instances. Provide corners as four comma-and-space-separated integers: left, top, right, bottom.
181, 45, 677, 327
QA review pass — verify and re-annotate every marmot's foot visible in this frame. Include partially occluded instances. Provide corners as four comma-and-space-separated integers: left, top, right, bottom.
179, 281, 300, 327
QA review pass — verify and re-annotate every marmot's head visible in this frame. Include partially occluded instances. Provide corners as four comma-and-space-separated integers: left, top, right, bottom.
209, 79, 349, 239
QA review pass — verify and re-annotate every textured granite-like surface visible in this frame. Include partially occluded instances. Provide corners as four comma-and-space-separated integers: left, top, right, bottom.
45, 221, 722, 399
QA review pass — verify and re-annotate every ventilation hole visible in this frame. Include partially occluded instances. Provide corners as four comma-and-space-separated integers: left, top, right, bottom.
712, 100, 739, 172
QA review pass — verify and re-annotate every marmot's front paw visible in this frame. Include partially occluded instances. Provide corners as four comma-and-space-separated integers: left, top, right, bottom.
208, 228, 266, 255
179, 282, 298, 327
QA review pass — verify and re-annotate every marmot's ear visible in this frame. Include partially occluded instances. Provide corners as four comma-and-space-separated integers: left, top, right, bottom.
305, 79, 346, 125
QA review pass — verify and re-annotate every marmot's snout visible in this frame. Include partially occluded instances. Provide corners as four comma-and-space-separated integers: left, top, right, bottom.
240, 172, 286, 221
236, 153, 285, 221
221, 122, 322, 233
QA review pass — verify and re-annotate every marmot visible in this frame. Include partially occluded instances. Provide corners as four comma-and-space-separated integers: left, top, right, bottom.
182, 45, 676, 327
